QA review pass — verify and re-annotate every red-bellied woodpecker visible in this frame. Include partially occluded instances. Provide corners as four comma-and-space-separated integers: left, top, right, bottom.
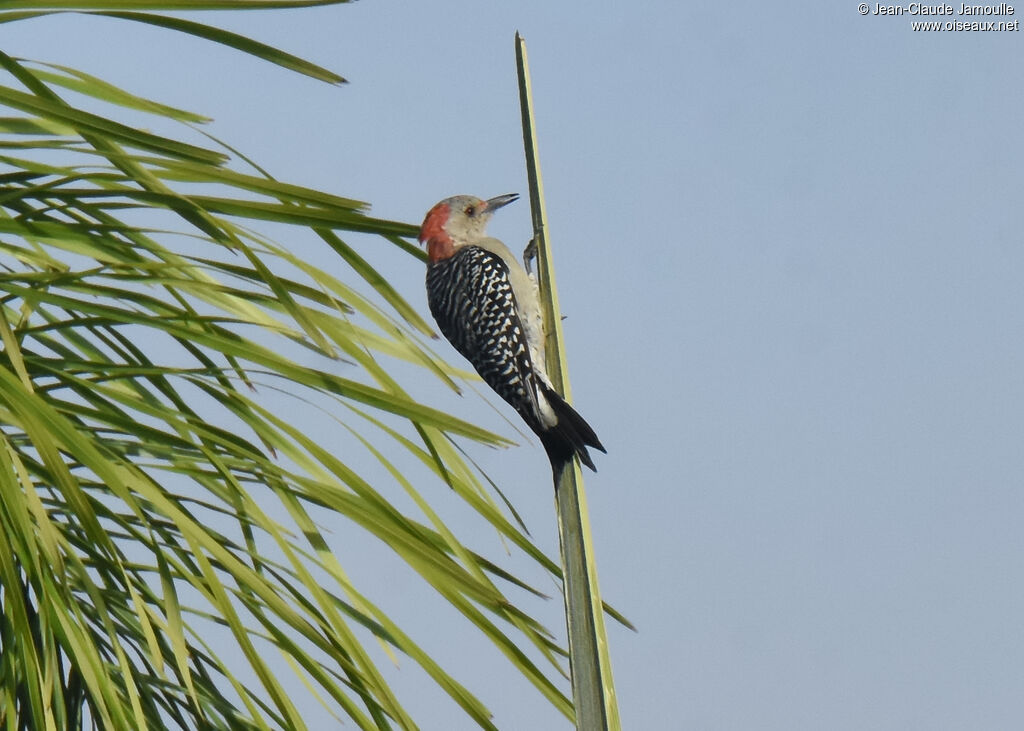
419, 193, 605, 474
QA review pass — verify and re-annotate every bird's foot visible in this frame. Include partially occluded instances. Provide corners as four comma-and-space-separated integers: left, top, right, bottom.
523, 237, 538, 275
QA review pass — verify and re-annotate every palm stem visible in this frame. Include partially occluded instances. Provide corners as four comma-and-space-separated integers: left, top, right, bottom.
514, 31, 621, 731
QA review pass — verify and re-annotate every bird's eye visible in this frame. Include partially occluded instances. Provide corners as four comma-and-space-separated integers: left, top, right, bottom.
465, 205, 476, 217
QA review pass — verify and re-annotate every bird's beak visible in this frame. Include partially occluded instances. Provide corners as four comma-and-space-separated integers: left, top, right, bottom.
484, 193, 519, 212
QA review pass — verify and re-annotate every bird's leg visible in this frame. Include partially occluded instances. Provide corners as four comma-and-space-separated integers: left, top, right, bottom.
523, 236, 539, 276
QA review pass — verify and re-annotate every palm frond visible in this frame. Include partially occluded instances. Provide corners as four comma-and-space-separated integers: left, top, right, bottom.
0, 10, 572, 729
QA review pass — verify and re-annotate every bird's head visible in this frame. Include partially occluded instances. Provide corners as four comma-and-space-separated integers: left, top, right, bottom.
419, 193, 518, 262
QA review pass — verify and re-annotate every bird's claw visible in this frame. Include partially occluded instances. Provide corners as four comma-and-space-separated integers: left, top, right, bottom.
523, 237, 538, 275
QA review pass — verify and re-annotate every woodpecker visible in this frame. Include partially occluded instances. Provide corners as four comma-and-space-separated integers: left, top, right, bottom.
419, 193, 605, 474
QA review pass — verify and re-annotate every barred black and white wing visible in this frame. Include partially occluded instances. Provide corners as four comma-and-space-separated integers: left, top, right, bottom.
427, 247, 544, 424
426, 246, 605, 471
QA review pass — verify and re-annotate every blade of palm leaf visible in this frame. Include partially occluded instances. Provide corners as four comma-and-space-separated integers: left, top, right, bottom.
0, 169, 43, 186
18, 167, 124, 191
255, 236, 438, 368
242, 554, 397, 649
214, 403, 522, 614
335, 415, 513, 663
446, 589, 574, 719
0, 280, 508, 441
183, 638, 284, 731
195, 382, 486, 584
230, 234, 335, 354
336, 400, 559, 572
269, 641, 379, 728
275, 654, 351, 728
257, 431, 571, 673
179, 195, 416, 236
103, 266, 270, 402
25, 62, 211, 123
50, 610, 119, 728
230, 238, 470, 385
83, 340, 281, 572
193, 553, 399, 729
347, 417, 527, 587
89, 239, 303, 372
60, 208, 331, 351
123, 577, 170, 686
273, 500, 506, 730
384, 232, 427, 262
148, 157, 368, 212
28, 308, 250, 419
0, 139, 79, 153
0, 115, 76, 135
0, 306, 33, 390
0, 52, 237, 246
316, 228, 434, 335
0, 547, 49, 723
1, 1, 352, 11
49, 381, 269, 468
410, 415, 535, 566
49, 354, 552, 716
7, 145, 425, 364
3, 434, 64, 571
319, 424, 569, 666
0, 83, 225, 165
0, 366, 405, 693
186, 538, 306, 728
42, 542, 145, 729
199, 395, 449, 583
144, 211, 340, 353
226, 587, 397, 731
0, 1, 351, 11
181, 256, 354, 318
303, 309, 461, 376
0, 158, 113, 202
199, 376, 561, 610
106, 574, 172, 725
92, 11, 346, 84
0, 232, 348, 724
219, 455, 264, 576
295, 320, 514, 592
26, 479, 168, 720
179, 567, 395, 731
14, 188, 411, 359
200, 372, 552, 607
105, 318, 242, 395
0, 448, 51, 665
3, 186, 148, 243
158, 608, 282, 730
231, 491, 419, 729
292, 319, 491, 489
44, 616, 72, 728
187, 118, 276, 179
87, 590, 150, 728
450, 440, 532, 535
0, 378, 120, 564
27, 193, 319, 345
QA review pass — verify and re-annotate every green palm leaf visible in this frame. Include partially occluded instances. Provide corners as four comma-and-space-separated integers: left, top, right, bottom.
0, 5, 576, 729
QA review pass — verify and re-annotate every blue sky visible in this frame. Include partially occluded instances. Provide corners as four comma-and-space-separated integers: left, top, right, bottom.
5, 2, 1023, 728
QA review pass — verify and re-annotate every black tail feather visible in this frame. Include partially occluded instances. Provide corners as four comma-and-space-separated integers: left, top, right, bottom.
537, 384, 605, 473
